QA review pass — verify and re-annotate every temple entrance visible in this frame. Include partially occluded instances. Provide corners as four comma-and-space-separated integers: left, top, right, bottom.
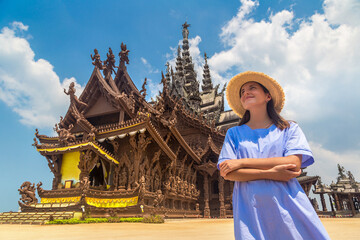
209, 178, 220, 217
89, 161, 105, 187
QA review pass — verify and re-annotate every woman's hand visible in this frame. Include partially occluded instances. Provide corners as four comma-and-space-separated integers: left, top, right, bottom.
267, 164, 302, 181
219, 159, 243, 177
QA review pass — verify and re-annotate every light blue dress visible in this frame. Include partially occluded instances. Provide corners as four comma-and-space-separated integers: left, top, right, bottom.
218, 122, 330, 240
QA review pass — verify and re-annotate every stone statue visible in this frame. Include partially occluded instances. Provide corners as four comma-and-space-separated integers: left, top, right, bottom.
348, 171, 356, 183
337, 164, 346, 181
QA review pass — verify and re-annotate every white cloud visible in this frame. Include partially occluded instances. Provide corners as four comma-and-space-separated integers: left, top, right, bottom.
11, 21, 28, 31
307, 142, 360, 185
146, 78, 162, 102
207, 0, 360, 153
323, 0, 360, 26
140, 57, 159, 74
0, 22, 83, 131
164, 0, 360, 184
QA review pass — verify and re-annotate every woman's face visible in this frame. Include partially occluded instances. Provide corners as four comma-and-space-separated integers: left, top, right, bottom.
240, 81, 271, 111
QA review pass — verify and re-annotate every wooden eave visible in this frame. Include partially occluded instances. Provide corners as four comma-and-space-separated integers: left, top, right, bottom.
36, 141, 120, 164
82, 68, 135, 118
96, 117, 176, 162
169, 126, 201, 164
146, 121, 176, 161
37, 136, 59, 144
163, 92, 225, 143
195, 161, 218, 176
96, 118, 148, 139
199, 136, 221, 159
114, 68, 141, 97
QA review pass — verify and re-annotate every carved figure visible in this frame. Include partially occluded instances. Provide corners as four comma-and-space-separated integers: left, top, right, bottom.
36, 182, 44, 195
182, 21, 190, 39
119, 42, 130, 69
57, 124, 76, 145
91, 48, 103, 69
34, 128, 47, 139
86, 128, 96, 142
153, 174, 160, 191
153, 190, 164, 208
103, 47, 117, 77
32, 137, 39, 147
18, 181, 38, 205
81, 176, 90, 192
348, 171, 355, 183
64, 82, 88, 109
138, 175, 146, 204
46, 156, 61, 189
337, 164, 346, 180
140, 78, 147, 98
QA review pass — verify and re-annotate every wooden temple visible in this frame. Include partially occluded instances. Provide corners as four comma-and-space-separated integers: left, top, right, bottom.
313, 164, 360, 217
18, 22, 318, 218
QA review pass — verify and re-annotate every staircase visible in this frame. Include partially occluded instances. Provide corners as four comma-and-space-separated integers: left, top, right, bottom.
0, 211, 75, 225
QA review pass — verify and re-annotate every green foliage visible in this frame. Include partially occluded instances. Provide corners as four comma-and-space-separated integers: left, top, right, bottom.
46, 217, 144, 225
107, 217, 143, 223
46, 218, 108, 224
142, 215, 164, 224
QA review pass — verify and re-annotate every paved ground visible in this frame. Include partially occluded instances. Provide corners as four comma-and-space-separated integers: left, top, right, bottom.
0, 218, 359, 240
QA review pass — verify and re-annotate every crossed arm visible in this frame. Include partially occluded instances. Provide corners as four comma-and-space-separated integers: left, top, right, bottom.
219, 155, 302, 182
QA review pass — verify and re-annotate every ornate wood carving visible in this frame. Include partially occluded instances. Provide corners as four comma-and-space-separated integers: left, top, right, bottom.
129, 133, 151, 187
45, 155, 62, 190
219, 176, 226, 218
18, 181, 38, 205
78, 150, 99, 181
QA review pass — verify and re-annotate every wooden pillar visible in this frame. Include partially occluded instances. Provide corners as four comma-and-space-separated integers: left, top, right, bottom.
218, 176, 226, 218
328, 195, 335, 213
334, 193, 341, 211
203, 174, 210, 218
320, 193, 327, 212
348, 194, 356, 216
119, 111, 124, 123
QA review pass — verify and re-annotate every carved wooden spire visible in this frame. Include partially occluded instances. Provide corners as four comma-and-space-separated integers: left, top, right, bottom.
180, 22, 201, 111
201, 53, 213, 93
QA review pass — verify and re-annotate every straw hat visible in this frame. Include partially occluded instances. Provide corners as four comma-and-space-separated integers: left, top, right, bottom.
226, 71, 285, 118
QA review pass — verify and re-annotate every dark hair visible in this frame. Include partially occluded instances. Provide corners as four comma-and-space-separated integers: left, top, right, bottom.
238, 83, 290, 130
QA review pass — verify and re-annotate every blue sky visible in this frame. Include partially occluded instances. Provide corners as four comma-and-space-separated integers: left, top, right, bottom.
1, 0, 360, 212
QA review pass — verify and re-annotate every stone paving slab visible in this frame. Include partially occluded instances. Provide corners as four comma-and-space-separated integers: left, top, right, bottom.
0, 218, 359, 240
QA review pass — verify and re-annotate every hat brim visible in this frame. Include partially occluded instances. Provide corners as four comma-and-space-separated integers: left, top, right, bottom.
226, 71, 285, 118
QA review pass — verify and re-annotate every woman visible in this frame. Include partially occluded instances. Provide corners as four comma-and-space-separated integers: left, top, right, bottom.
218, 71, 330, 240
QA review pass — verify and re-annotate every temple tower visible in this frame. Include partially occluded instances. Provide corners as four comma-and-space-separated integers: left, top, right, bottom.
201, 53, 213, 93
181, 22, 201, 111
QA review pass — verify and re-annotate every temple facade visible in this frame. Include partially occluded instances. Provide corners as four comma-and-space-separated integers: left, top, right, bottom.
313, 164, 360, 217
18, 23, 317, 219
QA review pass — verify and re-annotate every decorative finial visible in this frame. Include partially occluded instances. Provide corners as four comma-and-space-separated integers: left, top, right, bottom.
91, 49, 103, 69
140, 78, 147, 98
119, 42, 130, 70
182, 22, 190, 39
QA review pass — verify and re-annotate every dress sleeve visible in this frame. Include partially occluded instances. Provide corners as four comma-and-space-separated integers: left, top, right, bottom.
217, 128, 237, 170
283, 122, 314, 168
